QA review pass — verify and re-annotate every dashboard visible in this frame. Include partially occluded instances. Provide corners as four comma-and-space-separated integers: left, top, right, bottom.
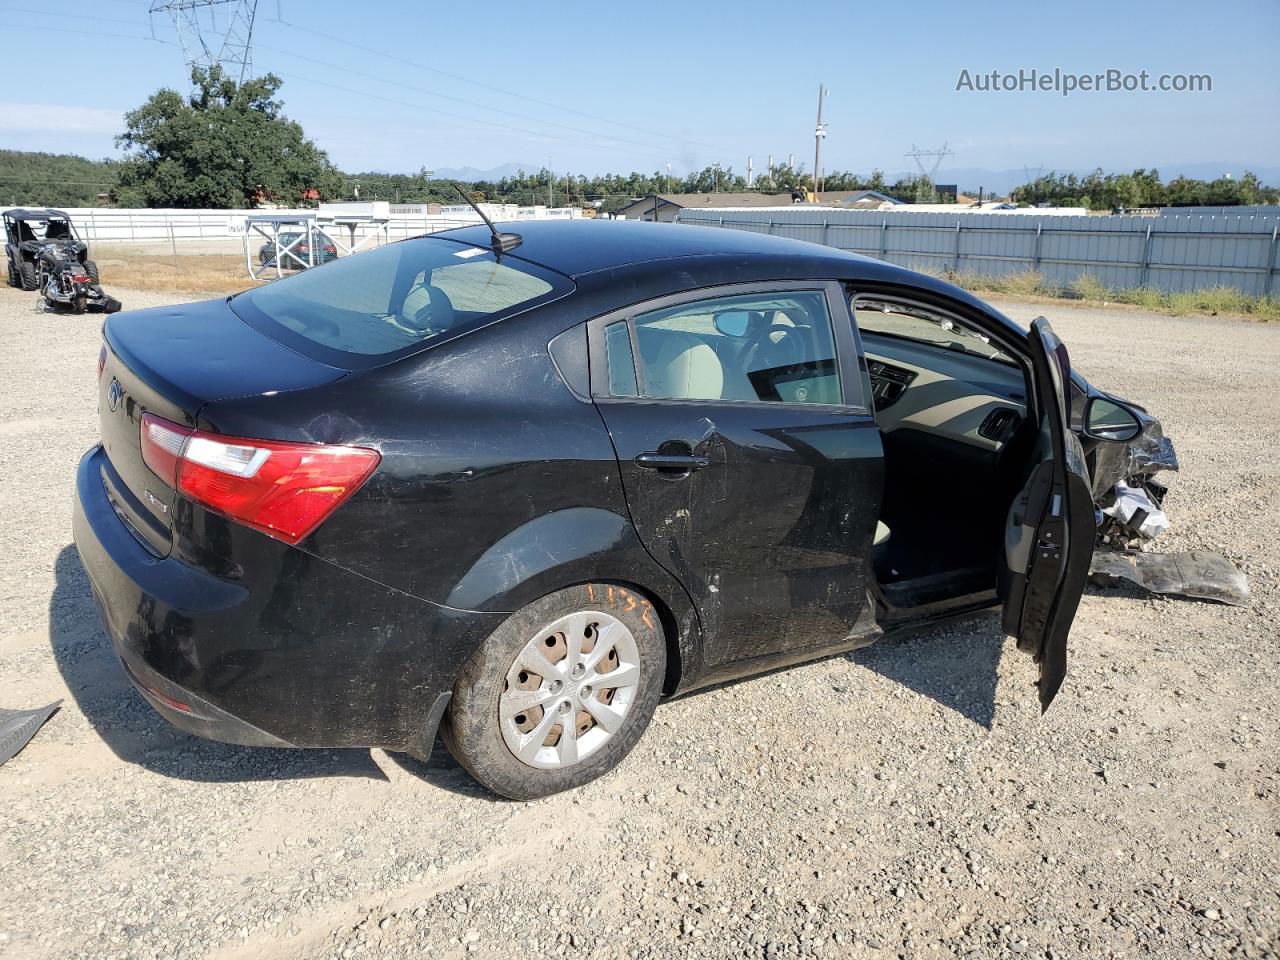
861, 332, 1027, 452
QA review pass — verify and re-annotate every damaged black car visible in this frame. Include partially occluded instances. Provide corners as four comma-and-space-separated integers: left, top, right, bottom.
74, 220, 1182, 800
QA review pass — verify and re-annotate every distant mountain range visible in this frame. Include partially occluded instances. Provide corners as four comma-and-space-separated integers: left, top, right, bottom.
431, 163, 540, 182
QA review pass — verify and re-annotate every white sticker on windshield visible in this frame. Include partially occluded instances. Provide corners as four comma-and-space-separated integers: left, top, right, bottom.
453, 247, 488, 258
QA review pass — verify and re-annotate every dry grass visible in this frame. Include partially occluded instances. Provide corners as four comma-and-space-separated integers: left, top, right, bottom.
950, 268, 1279, 322
95, 254, 255, 296
94, 252, 1280, 322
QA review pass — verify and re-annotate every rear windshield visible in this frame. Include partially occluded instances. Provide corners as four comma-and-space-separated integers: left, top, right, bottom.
230, 237, 571, 368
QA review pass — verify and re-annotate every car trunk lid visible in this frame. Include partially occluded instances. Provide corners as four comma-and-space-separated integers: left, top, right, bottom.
97, 297, 346, 556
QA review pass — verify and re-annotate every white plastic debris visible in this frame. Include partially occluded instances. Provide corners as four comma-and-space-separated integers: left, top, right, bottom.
1102, 480, 1169, 539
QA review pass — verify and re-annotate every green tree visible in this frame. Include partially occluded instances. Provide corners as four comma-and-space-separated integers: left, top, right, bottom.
115, 66, 341, 208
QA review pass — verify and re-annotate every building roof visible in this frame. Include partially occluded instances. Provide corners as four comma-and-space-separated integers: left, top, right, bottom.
815, 190, 902, 206
618, 192, 798, 212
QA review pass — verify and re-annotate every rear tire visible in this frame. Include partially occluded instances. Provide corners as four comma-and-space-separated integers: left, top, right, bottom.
83, 260, 99, 283
5, 256, 17, 288
442, 583, 666, 800
18, 261, 37, 291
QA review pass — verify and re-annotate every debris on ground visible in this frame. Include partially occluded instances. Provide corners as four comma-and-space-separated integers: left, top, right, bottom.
1090, 548, 1251, 605
0, 701, 61, 767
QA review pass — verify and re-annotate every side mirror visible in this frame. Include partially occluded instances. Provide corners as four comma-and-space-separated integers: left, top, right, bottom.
1084, 397, 1142, 442
713, 310, 750, 338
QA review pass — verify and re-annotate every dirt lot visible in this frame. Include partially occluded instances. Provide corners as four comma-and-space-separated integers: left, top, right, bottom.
0, 283, 1277, 960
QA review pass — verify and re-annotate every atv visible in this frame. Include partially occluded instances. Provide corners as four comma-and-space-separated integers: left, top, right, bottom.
4, 208, 120, 313
4, 208, 97, 292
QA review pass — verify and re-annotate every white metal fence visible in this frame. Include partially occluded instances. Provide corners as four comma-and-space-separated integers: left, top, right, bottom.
674, 207, 1280, 296
39, 205, 588, 244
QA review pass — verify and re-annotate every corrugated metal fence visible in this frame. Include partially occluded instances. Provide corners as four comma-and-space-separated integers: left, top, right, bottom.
674, 207, 1280, 296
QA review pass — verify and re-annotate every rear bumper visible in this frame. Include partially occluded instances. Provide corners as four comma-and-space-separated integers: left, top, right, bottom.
72, 444, 505, 755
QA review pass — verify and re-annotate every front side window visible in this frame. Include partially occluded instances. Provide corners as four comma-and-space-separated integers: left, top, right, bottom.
231, 238, 570, 367
853, 297, 1015, 365
604, 290, 843, 405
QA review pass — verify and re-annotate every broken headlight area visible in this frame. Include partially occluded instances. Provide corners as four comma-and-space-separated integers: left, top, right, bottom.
1088, 423, 1250, 606
1092, 419, 1179, 547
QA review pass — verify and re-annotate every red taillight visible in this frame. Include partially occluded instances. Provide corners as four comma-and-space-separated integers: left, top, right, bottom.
97, 345, 107, 379
139, 414, 380, 545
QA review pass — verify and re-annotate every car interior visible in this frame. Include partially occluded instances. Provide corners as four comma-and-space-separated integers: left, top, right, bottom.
852, 296, 1036, 613
604, 289, 1038, 617
621, 291, 843, 406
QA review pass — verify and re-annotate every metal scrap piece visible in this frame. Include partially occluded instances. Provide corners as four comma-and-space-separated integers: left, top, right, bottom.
0, 701, 62, 767
1089, 550, 1250, 606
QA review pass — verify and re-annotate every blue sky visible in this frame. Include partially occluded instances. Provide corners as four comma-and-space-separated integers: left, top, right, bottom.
1, 0, 1277, 180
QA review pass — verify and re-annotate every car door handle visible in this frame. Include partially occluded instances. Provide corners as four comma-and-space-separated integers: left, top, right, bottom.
633, 452, 710, 471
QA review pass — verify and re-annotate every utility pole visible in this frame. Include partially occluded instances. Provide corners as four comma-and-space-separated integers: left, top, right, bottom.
712, 161, 722, 193
747, 155, 754, 188
666, 162, 672, 194
812, 83, 827, 202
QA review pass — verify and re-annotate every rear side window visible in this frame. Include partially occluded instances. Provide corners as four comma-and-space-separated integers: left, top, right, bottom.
231, 238, 571, 368
603, 290, 843, 405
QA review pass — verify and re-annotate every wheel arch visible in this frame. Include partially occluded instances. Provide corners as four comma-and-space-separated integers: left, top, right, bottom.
443, 506, 703, 696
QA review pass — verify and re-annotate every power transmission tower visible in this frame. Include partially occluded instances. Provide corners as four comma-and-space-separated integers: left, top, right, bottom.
150, 0, 260, 83
905, 142, 954, 202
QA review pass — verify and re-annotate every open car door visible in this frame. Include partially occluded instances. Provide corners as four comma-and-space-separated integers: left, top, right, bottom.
1000, 317, 1096, 711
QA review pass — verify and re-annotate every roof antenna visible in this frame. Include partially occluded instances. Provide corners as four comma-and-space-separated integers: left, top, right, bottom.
452, 183, 522, 256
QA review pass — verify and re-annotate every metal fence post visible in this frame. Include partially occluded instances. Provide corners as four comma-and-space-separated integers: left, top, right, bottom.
1139, 223, 1154, 288
879, 218, 888, 260
822, 219, 829, 247
168, 223, 179, 275
953, 221, 962, 273
766, 220, 775, 236
1266, 225, 1279, 297
1032, 223, 1043, 271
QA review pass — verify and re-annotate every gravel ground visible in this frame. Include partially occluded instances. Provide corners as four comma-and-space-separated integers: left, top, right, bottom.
0, 284, 1277, 960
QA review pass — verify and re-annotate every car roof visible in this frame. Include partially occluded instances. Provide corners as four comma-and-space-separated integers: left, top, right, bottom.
436, 219, 880, 279
430, 219, 1010, 323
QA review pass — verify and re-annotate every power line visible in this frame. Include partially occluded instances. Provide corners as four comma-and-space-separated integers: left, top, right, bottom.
0, 5, 152, 25
262, 17, 727, 154
274, 70, 671, 165
256, 43, 658, 153
0, 20, 172, 42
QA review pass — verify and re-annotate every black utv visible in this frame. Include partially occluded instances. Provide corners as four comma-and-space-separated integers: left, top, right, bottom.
4, 208, 98, 291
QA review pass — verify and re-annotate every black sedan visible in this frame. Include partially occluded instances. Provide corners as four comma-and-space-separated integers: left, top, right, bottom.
74, 220, 1164, 799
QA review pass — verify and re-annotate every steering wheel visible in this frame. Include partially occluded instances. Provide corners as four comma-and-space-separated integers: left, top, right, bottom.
743, 322, 806, 373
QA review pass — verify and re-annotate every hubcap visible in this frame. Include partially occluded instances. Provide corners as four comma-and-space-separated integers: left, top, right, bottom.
499, 610, 642, 770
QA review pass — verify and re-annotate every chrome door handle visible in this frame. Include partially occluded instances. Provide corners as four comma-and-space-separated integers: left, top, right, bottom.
633, 452, 710, 470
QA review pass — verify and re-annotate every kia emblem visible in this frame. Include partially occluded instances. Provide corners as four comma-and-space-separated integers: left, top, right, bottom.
107, 378, 122, 412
